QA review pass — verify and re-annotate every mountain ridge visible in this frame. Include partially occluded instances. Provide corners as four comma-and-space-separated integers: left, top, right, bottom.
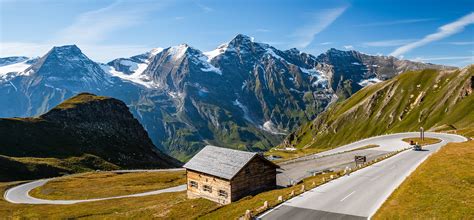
0, 34, 458, 160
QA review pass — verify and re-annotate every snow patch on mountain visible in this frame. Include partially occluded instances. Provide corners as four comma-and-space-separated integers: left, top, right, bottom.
261, 120, 286, 135
196, 54, 222, 75
0, 61, 31, 75
168, 44, 189, 60
100, 64, 158, 89
358, 77, 382, 86
300, 67, 329, 88
265, 48, 284, 61
149, 48, 164, 56
233, 99, 253, 123
0, 60, 34, 82
118, 60, 140, 72
0, 56, 29, 67
203, 43, 235, 61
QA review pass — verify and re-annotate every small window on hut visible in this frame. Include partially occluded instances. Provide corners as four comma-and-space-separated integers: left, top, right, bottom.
203, 185, 212, 193
189, 181, 198, 188
218, 190, 228, 198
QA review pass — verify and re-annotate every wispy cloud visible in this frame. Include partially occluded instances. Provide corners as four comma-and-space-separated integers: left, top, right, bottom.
292, 6, 348, 48
55, 1, 164, 44
0, 1, 168, 62
413, 56, 474, 61
447, 41, 474, 45
319, 42, 333, 45
355, 18, 435, 27
195, 2, 213, 13
255, 28, 271, 33
390, 12, 474, 57
412, 55, 474, 67
363, 39, 413, 47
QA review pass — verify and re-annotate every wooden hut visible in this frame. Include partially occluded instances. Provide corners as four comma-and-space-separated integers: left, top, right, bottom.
183, 145, 279, 204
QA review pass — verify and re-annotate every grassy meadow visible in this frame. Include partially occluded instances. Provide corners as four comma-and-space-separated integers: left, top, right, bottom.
30, 171, 186, 200
374, 140, 474, 219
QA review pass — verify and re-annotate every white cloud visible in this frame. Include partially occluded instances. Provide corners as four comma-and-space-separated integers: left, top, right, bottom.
0, 1, 167, 62
196, 2, 213, 13
447, 41, 474, 45
292, 6, 348, 48
256, 28, 271, 33
320, 42, 333, 45
54, 1, 164, 44
412, 55, 474, 67
363, 39, 413, 47
355, 18, 435, 27
390, 12, 474, 57
413, 56, 474, 61
343, 45, 354, 50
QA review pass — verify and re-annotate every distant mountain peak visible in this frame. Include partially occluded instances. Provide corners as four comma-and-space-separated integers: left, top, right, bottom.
52, 44, 80, 50
232, 33, 254, 41
166, 44, 199, 59
228, 34, 262, 49
149, 47, 164, 56
286, 48, 301, 55
49, 45, 83, 57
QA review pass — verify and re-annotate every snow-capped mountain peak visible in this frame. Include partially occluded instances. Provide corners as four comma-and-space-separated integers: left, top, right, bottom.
149, 47, 164, 56
203, 43, 231, 62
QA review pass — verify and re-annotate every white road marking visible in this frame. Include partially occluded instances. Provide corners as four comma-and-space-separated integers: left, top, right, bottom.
340, 191, 356, 202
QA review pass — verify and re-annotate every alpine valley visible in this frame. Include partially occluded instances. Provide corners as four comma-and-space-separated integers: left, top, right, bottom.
0, 34, 453, 161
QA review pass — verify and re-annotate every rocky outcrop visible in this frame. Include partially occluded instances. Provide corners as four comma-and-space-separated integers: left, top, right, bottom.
0, 93, 181, 169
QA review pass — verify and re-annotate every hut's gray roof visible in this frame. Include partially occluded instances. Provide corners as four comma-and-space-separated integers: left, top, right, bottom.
183, 145, 275, 180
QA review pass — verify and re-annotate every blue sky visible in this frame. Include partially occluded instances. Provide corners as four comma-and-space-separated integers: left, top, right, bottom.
0, 0, 473, 66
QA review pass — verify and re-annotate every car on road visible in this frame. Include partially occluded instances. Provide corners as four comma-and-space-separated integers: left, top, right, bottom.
413, 144, 422, 151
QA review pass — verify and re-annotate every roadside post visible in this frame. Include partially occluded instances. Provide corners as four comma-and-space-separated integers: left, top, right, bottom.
420, 127, 424, 141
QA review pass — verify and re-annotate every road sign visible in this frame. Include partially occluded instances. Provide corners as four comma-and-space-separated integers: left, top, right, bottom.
355, 155, 366, 165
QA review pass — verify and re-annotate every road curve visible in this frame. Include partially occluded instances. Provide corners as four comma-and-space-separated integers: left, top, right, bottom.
260, 132, 467, 220
4, 169, 186, 205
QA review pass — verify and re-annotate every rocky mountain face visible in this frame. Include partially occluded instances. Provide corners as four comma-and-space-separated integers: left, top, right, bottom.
315, 48, 450, 99
282, 66, 473, 151
0, 93, 181, 181
0, 34, 455, 160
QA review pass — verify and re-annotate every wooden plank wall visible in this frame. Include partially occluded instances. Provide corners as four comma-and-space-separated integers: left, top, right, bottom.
230, 157, 277, 201
186, 170, 232, 204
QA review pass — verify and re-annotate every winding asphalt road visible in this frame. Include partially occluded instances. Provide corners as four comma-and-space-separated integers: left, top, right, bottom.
260, 132, 467, 219
4, 169, 186, 205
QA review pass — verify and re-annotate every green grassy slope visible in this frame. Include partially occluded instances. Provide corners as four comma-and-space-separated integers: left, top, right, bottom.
374, 141, 474, 219
283, 66, 473, 151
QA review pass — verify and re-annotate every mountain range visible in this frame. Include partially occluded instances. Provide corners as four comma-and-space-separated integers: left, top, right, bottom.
0, 34, 454, 160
